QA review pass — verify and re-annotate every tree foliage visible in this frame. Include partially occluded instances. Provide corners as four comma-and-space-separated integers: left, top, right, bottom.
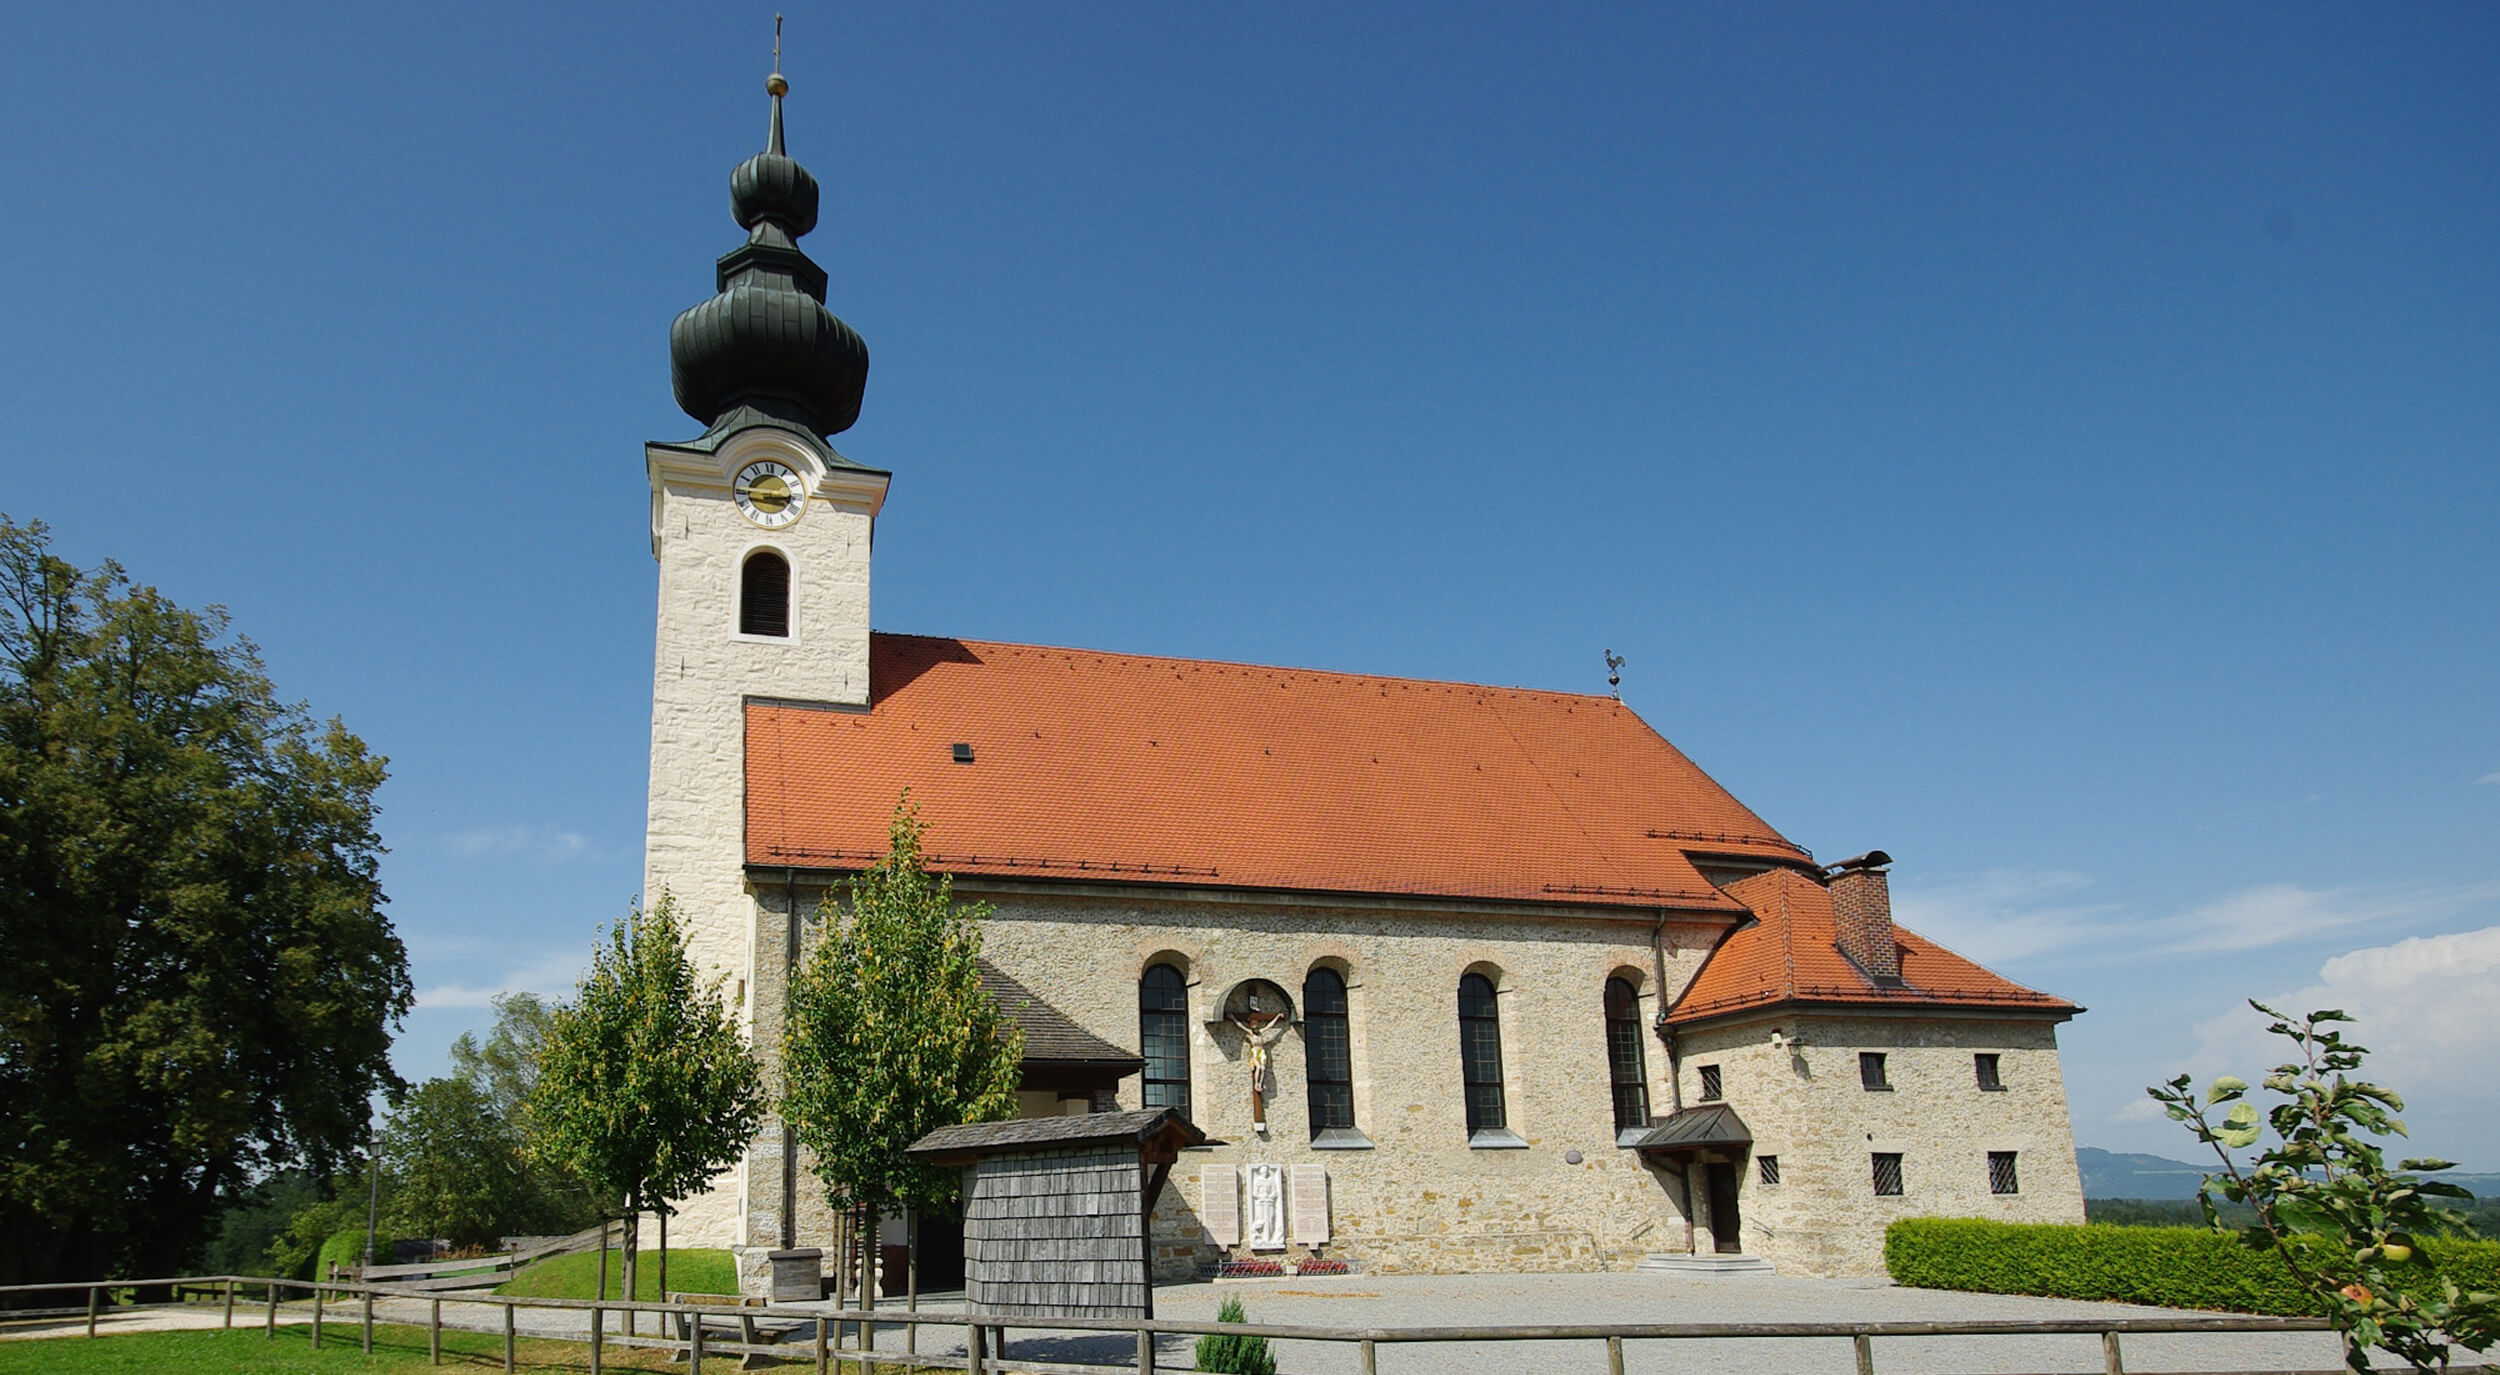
379, 1077, 527, 1250
784, 801, 1024, 1233
530, 891, 764, 1301
2151, 1002, 2500, 1371
0, 515, 411, 1291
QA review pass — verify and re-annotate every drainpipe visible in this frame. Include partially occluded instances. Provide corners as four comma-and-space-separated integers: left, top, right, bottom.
783, 867, 799, 1252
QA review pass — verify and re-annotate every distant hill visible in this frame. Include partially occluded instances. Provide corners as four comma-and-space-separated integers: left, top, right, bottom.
2079, 1146, 2500, 1201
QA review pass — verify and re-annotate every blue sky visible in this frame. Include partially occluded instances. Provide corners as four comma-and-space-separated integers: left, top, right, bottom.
4, 4, 2495, 1167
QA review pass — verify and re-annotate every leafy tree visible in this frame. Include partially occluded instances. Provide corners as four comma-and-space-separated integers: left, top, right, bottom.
202, 1169, 325, 1278
0, 515, 411, 1294
379, 1076, 529, 1250
262, 1172, 374, 1281
2151, 1002, 2500, 1371
447, 993, 601, 1231
531, 892, 764, 1312
784, 799, 1024, 1306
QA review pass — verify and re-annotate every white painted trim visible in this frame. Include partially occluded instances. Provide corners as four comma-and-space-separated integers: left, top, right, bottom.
731, 542, 799, 646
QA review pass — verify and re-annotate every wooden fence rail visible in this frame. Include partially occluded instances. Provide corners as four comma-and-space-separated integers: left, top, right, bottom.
1, 1271, 2397, 1375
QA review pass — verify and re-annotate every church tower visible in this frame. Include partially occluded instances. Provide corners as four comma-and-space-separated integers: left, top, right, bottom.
643, 57, 885, 1254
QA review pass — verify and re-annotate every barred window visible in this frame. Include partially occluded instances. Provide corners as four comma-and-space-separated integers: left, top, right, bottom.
1989, 1150, 2020, 1195
1758, 1154, 1781, 1186
1975, 1053, 2004, 1091
739, 550, 790, 637
1698, 1064, 1723, 1102
1604, 977, 1650, 1131
1140, 963, 1190, 1116
1458, 973, 1506, 1134
1304, 967, 1355, 1134
1872, 1152, 1905, 1196
1860, 1052, 1890, 1090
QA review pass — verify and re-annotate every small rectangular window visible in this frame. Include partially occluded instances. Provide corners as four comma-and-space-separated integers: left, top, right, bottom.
1698, 1064, 1722, 1102
1975, 1053, 2004, 1091
1989, 1150, 2020, 1195
1860, 1052, 1890, 1090
1872, 1152, 1904, 1196
1757, 1154, 1780, 1185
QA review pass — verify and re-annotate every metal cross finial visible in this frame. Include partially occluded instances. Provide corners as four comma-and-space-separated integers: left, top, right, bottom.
773, 13, 784, 77
1605, 649, 1625, 699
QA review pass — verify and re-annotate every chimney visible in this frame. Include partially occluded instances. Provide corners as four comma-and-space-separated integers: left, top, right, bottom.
1826, 850, 1900, 984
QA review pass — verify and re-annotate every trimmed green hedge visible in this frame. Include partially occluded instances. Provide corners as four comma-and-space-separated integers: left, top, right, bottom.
314, 1226, 369, 1282
1885, 1218, 2500, 1316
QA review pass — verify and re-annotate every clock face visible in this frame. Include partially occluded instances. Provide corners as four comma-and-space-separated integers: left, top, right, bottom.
733, 460, 804, 529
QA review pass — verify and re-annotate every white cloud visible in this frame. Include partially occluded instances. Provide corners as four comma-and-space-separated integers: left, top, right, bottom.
2153, 881, 2500, 955
1891, 868, 2121, 965
444, 825, 595, 864
2477, 771, 2500, 787
2183, 926, 2500, 1165
414, 949, 586, 1011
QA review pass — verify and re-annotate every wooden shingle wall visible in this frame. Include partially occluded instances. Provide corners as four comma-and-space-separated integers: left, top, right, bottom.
964, 1144, 1148, 1318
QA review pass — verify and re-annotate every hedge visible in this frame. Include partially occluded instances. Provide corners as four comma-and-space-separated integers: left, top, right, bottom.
313, 1226, 369, 1282
1885, 1218, 2500, 1316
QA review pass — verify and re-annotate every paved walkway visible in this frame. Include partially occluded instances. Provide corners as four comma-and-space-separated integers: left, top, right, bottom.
359, 1271, 2373, 1374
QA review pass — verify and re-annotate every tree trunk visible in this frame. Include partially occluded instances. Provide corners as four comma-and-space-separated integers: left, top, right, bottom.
657, 1203, 668, 1302
861, 1207, 878, 1311
622, 1205, 639, 1336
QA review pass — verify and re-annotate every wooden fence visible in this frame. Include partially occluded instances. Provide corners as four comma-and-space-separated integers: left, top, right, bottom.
0, 1271, 2412, 1374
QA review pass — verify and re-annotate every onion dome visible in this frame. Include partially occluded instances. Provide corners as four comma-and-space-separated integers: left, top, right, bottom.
669, 70, 868, 438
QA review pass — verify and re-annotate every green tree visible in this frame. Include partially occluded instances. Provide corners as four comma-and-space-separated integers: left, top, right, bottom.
2150, 1003, 2499, 1371
448, 993, 601, 1232
531, 892, 764, 1311
784, 800, 1023, 1306
379, 1076, 529, 1250
0, 515, 411, 1294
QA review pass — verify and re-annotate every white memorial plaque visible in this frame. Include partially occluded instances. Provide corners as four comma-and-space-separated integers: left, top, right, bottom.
1246, 1162, 1286, 1250
1201, 1164, 1241, 1248
1290, 1164, 1330, 1246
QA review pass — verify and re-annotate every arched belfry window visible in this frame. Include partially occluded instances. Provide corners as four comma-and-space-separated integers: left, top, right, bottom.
1605, 976, 1651, 1132
1458, 972, 1506, 1135
1304, 967, 1354, 1135
739, 550, 790, 638
1140, 963, 1191, 1116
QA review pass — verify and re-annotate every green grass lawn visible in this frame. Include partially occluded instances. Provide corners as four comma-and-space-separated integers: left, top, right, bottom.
494, 1248, 736, 1302
0, 1323, 685, 1373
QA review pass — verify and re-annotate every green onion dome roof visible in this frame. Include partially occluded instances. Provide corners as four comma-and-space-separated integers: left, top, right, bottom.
669, 74, 868, 438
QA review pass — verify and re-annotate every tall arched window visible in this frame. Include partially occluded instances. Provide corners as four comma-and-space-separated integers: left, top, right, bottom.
739, 550, 790, 637
1458, 972, 1506, 1134
1604, 976, 1651, 1132
1139, 963, 1190, 1116
1304, 967, 1354, 1134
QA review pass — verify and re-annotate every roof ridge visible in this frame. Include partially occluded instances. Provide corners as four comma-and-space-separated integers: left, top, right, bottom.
870, 629, 1632, 706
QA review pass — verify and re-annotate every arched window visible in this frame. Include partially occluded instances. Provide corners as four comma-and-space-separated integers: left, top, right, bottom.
739, 550, 790, 637
1458, 972, 1506, 1134
1604, 976, 1650, 1132
1139, 963, 1190, 1116
1304, 967, 1354, 1134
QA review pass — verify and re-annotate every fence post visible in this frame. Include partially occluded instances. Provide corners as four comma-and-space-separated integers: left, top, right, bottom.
224, 1277, 236, 1328
1854, 1331, 1877, 1375
430, 1297, 442, 1365
689, 1305, 706, 1375
362, 1288, 374, 1353
86, 1285, 99, 1338
502, 1300, 516, 1372
1136, 1325, 1156, 1374
311, 1284, 324, 1349
1607, 1333, 1626, 1375
1359, 1336, 1378, 1375
965, 1320, 987, 1375
2102, 1330, 2125, 1375
589, 1306, 604, 1375
265, 1281, 279, 1337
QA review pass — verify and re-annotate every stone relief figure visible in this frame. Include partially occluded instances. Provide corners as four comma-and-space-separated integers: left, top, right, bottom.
1245, 1162, 1286, 1250
1223, 981, 1293, 1132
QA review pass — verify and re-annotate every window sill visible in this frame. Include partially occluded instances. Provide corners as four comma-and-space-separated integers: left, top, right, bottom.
1310, 1128, 1374, 1150
1468, 1128, 1528, 1150
1978, 1084, 2008, 1093
1862, 1085, 1894, 1093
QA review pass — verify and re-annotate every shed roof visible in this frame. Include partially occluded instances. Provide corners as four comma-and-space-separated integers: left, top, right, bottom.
1624, 1103, 1753, 1154
906, 1108, 1206, 1162
748, 634, 1810, 913
980, 961, 1142, 1072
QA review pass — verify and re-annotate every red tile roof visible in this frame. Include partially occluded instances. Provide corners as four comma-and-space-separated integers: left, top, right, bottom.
745, 633, 1811, 912
1666, 868, 2076, 1022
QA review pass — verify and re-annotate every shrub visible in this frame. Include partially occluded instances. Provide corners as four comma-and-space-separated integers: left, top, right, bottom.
314, 1226, 370, 1282
1887, 1218, 2500, 1317
1195, 1294, 1278, 1375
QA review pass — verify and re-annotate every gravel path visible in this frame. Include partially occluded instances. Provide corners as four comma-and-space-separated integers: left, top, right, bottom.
362, 1272, 2371, 1374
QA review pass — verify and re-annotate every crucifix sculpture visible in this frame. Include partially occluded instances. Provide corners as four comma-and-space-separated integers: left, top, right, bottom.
1225, 984, 1292, 1133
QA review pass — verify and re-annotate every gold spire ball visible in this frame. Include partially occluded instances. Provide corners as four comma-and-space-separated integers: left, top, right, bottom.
768, 14, 788, 97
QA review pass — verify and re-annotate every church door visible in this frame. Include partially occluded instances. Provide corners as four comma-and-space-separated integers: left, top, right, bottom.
1705, 1162, 1742, 1253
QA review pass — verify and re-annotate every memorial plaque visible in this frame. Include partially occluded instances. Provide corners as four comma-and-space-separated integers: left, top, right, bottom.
1290, 1164, 1330, 1246
1202, 1164, 1240, 1247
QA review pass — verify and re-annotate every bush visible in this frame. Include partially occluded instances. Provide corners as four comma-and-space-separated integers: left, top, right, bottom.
1887, 1218, 2500, 1316
314, 1226, 370, 1282
1195, 1294, 1277, 1375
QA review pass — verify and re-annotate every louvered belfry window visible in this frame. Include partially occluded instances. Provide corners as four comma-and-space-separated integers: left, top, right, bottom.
1459, 973, 1507, 1134
1604, 977, 1650, 1130
740, 550, 790, 637
1139, 963, 1191, 1117
1304, 967, 1355, 1133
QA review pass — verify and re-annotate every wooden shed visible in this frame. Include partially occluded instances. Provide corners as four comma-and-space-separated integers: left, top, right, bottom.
907, 1108, 1205, 1320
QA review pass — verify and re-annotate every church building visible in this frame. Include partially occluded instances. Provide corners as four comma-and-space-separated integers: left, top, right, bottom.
643, 70, 2087, 1295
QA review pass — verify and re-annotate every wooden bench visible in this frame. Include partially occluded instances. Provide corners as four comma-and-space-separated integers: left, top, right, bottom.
668, 1291, 806, 1370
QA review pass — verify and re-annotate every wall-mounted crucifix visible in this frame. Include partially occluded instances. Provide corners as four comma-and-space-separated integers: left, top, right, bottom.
1220, 980, 1294, 1134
